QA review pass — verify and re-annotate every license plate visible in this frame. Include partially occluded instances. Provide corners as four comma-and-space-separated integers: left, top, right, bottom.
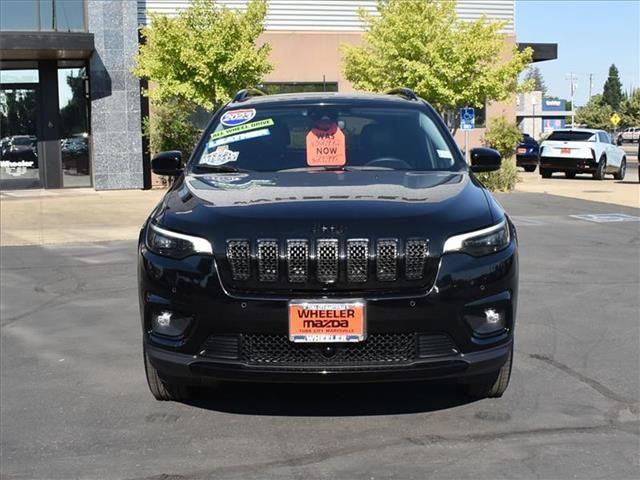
289, 300, 365, 343
517, 147, 527, 154
560, 148, 571, 154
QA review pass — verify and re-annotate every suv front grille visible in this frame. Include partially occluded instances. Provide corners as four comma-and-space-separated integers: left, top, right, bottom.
224, 237, 437, 292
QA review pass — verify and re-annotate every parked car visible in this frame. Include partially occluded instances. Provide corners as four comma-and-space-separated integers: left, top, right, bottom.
516, 133, 539, 172
539, 128, 626, 180
139, 88, 519, 402
1, 135, 38, 167
616, 127, 640, 144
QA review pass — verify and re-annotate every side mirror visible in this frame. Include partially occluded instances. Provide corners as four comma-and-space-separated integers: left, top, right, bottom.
151, 151, 183, 176
470, 147, 502, 173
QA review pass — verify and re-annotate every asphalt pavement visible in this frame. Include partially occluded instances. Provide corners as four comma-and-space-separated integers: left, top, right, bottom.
1, 192, 639, 479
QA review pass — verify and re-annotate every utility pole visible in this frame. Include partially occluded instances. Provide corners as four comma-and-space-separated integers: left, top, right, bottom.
588, 73, 593, 100
566, 73, 578, 127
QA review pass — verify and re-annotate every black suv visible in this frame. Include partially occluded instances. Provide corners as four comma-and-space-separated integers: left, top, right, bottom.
139, 88, 518, 401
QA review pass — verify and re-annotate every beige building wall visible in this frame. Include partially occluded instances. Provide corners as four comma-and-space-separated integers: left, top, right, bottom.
260, 31, 361, 92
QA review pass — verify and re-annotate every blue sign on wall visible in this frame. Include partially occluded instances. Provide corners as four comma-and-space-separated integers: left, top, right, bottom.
460, 107, 475, 130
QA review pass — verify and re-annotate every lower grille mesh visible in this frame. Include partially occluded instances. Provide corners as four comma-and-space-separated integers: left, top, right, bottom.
201, 334, 458, 365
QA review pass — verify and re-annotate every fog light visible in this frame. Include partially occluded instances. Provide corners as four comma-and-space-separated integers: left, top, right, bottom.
150, 309, 192, 337
464, 307, 506, 336
485, 308, 501, 325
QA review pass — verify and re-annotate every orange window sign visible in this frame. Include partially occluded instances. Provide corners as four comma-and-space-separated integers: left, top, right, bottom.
306, 124, 346, 167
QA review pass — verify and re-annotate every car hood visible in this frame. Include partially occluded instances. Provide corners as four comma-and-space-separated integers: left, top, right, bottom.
153, 171, 499, 256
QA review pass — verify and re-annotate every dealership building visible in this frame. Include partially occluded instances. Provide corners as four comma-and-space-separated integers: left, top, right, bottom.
0, 0, 555, 191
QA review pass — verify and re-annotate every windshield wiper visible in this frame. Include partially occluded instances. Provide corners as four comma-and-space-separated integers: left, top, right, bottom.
193, 164, 247, 173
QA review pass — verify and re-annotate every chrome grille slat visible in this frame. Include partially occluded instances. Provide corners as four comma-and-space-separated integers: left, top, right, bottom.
257, 240, 279, 282
405, 239, 429, 280
227, 240, 250, 280
376, 239, 398, 281
346, 239, 368, 283
316, 239, 339, 283
287, 240, 309, 283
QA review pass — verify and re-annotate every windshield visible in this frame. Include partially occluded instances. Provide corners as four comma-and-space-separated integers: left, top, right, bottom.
193, 105, 463, 172
12, 137, 31, 146
547, 131, 595, 142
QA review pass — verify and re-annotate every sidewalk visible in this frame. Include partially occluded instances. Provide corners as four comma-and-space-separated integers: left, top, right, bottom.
0, 188, 164, 247
516, 169, 640, 208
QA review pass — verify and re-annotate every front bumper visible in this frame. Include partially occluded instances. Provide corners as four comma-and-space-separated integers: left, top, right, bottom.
540, 156, 597, 172
138, 236, 518, 385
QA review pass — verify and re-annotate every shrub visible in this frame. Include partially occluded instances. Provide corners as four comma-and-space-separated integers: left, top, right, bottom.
476, 116, 521, 192
144, 97, 200, 159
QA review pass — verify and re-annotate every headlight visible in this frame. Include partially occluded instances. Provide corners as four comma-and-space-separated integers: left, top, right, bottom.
443, 220, 510, 256
146, 223, 212, 259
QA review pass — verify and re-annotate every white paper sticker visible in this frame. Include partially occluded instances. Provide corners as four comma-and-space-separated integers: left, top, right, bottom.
437, 149, 453, 159
208, 128, 270, 149
200, 147, 240, 166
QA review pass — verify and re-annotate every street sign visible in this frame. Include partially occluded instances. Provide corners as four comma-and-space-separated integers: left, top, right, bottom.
610, 113, 621, 126
460, 107, 475, 130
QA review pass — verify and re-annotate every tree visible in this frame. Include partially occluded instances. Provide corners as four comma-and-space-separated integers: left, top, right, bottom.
342, 0, 533, 115
575, 94, 613, 130
523, 66, 546, 94
477, 116, 521, 192
620, 89, 640, 128
602, 64, 623, 111
144, 97, 200, 157
134, 0, 273, 110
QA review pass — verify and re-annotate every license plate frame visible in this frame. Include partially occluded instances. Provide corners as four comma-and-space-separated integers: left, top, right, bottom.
288, 300, 366, 343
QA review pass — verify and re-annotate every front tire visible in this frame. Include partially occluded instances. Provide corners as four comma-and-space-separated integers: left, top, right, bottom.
593, 157, 606, 180
524, 165, 536, 172
144, 347, 193, 402
465, 345, 513, 398
565, 171, 576, 179
540, 168, 552, 178
614, 158, 626, 180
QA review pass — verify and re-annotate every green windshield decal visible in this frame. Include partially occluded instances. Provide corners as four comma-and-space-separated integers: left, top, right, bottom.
210, 118, 274, 140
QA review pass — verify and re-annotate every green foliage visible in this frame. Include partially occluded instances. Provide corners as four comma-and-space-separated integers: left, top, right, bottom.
482, 116, 523, 160
134, 0, 272, 110
144, 98, 201, 158
620, 89, 640, 127
602, 64, 623, 111
342, 0, 533, 113
475, 156, 518, 192
523, 66, 546, 94
476, 116, 521, 192
576, 94, 613, 130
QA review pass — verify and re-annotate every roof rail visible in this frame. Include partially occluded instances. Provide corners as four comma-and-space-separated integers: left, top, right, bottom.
385, 87, 419, 101
232, 88, 266, 102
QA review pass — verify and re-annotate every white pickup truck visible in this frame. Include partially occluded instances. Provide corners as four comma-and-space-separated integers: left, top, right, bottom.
539, 129, 627, 180
616, 127, 640, 144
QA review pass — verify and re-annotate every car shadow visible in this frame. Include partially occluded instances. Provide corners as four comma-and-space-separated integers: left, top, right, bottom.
185, 381, 476, 416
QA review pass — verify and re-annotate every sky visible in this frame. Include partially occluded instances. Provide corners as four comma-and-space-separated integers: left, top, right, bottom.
516, 0, 640, 107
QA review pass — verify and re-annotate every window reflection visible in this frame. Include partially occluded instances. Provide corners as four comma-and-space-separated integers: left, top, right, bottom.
58, 67, 90, 187
0, 0, 85, 32
0, 88, 41, 189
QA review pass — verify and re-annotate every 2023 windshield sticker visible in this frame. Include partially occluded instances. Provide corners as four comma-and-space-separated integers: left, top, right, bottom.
208, 128, 271, 149
210, 118, 275, 141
